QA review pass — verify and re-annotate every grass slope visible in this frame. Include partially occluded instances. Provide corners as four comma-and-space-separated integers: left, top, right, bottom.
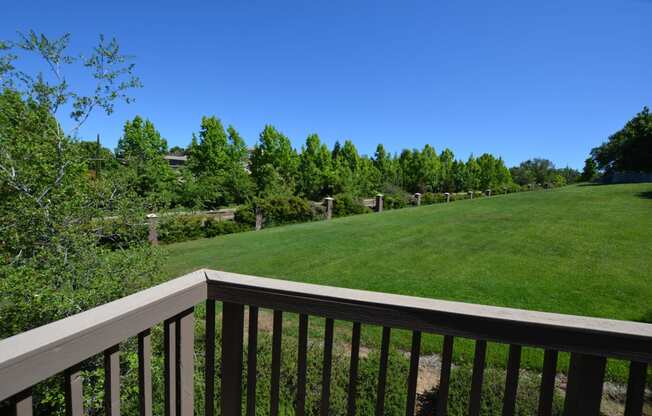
163, 183, 652, 380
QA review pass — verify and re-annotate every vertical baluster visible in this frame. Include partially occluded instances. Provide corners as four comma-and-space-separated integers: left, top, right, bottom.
221, 303, 244, 416
104, 344, 120, 416
177, 308, 195, 416
624, 361, 647, 416
436, 335, 454, 416
270, 310, 283, 416
247, 306, 259, 416
10, 388, 32, 416
502, 345, 521, 416
537, 349, 558, 416
405, 331, 422, 416
205, 300, 216, 416
468, 340, 487, 416
64, 367, 83, 416
375, 327, 391, 416
296, 314, 308, 416
347, 322, 361, 416
138, 329, 152, 416
164, 319, 176, 416
320, 318, 335, 416
563, 353, 606, 416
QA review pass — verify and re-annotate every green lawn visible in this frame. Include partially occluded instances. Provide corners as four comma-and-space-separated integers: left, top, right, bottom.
163, 183, 652, 380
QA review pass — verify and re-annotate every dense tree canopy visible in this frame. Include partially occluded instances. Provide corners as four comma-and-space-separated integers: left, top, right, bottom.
591, 107, 652, 174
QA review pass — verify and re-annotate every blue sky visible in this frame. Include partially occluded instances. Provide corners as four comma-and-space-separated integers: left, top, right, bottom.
2, 0, 650, 168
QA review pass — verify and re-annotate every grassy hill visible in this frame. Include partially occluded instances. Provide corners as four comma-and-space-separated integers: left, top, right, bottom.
163, 183, 652, 379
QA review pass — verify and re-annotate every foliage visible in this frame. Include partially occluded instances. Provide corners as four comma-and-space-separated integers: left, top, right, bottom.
417, 365, 564, 416
185, 117, 253, 208
156, 215, 246, 243
581, 157, 598, 182
0, 31, 159, 337
250, 125, 299, 196
332, 193, 371, 217
236, 196, 315, 229
591, 106, 652, 174
115, 115, 175, 209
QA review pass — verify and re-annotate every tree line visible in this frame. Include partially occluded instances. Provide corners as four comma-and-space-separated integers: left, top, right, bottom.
94, 114, 579, 211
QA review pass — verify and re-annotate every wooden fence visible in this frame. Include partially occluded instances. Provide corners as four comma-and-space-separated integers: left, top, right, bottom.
1, 269, 650, 415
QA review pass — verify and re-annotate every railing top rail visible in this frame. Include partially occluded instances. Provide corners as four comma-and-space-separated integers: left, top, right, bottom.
0, 270, 207, 401
2, 268, 652, 402
206, 270, 652, 362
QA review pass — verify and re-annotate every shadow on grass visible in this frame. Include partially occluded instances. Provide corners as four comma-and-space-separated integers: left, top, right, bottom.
636, 191, 652, 200
636, 310, 652, 324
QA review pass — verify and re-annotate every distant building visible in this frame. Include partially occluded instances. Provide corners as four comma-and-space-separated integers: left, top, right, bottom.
164, 154, 187, 169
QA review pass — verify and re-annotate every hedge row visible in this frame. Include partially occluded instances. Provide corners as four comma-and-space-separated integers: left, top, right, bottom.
146, 183, 558, 245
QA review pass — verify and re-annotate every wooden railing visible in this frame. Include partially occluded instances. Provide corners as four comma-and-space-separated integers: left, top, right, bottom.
1, 269, 650, 415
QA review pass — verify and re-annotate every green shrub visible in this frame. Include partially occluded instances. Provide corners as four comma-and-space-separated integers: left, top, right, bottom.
204, 217, 246, 238
333, 194, 371, 217
384, 193, 410, 210
417, 365, 564, 416
236, 196, 315, 229
158, 215, 205, 243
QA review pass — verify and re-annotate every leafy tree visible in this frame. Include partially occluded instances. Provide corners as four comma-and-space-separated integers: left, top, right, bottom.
298, 134, 332, 200
169, 145, 186, 155
420, 144, 441, 192
556, 166, 580, 184
0, 31, 159, 342
439, 148, 456, 192
591, 106, 652, 173
185, 117, 252, 207
465, 155, 481, 191
510, 158, 556, 185
116, 116, 174, 208
581, 157, 598, 182
250, 125, 299, 196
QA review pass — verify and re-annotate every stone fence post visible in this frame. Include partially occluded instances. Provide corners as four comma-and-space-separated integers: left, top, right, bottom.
414, 193, 422, 206
255, 206, 263, 231
146, 213, 158, 245
324, 197, 333, 220
375, 194, 384, 212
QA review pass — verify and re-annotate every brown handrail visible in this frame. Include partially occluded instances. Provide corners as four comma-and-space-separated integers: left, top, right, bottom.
1, 268, 651, 416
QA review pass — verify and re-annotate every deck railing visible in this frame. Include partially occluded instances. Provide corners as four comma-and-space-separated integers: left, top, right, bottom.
1, 269, 650, 416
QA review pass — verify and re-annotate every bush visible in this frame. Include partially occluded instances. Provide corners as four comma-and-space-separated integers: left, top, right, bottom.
384, 193, 410, 210
158, 215, 205, 243
333, 194, 371, 217
417, 365, 564, 416
204, 217, 247, 238
236, 196, 315, 229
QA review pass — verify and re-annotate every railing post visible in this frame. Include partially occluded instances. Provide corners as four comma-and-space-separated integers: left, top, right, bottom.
221, 303, 244, 416
414, 193, 421, 206
10, 388, 32, 416
177, 308, 195, 416
563, 353, 606, 416
255, 206, 263, 231
104, 344, 120, 416
324, 197, 333, 220
138, 329, 152, 416
375, 194, 384, 212
164, 319, 176, 416
64, 367, 83, 416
